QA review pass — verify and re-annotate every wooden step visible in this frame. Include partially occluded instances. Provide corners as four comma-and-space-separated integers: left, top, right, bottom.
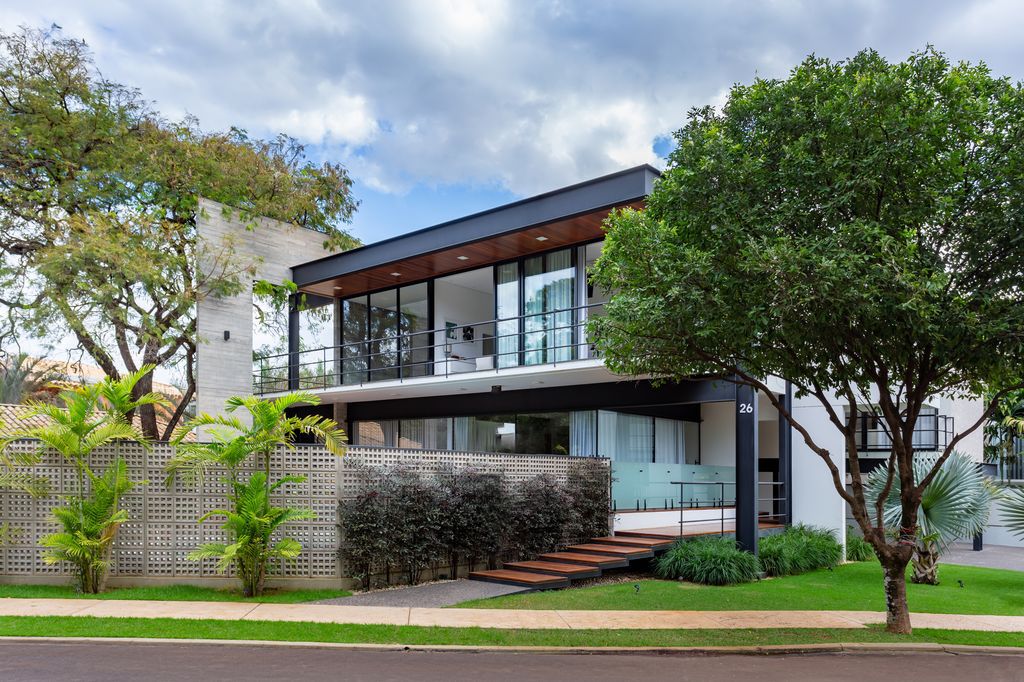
468, 569, 569, 589
504, 560, 601, 579
538, 552, 630, 569
613, 529, 682, 540
592, 535, 674, 550
565, 543, 654, 559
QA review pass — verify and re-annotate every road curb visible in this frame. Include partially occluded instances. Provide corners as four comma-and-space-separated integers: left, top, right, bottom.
2, 636, 1024, 657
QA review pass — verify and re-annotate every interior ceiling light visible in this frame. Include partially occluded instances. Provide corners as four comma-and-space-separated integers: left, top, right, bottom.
535, 235, 549, 242
457, 255, 470, 261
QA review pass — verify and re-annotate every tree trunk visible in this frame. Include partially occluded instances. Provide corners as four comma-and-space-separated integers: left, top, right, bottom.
881, 557, 913, 634
911, 541, 940, 585
132, 370, 159, 440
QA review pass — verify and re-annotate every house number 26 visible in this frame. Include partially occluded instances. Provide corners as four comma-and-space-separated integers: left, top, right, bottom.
738, 403, 754, 414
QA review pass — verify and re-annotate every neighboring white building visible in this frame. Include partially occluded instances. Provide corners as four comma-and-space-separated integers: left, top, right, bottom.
197, 165, 986, 552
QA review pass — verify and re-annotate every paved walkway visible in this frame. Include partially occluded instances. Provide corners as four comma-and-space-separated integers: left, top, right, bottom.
2, 598, 1023, 632
943, 543, 1024, 572
318, 580, 529, 607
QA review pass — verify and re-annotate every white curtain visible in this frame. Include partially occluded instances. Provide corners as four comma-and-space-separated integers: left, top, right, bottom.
598, 410, 653, 462
570, 410, 597, 456
453, 416, 471, 451
654, 418, 685, 464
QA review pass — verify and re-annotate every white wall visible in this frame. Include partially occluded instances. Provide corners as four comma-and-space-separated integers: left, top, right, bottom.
699, 401, 735, 467
937, 395, 985, 461
791, 394, 848, 545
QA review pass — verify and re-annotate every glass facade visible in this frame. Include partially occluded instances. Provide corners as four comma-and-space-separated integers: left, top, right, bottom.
523, 249, 575, 366
353, 409, 694, 461
340, 283, 432, 383
331, 244, 593, 384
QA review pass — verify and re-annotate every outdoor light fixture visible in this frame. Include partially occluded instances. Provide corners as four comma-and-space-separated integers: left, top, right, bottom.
390, 272, 401, 277
456, 255, 469, 261
491, 385, 502, 393
535, 235, 549, 241
333, 286, 343, 290
223, 330, 230, 341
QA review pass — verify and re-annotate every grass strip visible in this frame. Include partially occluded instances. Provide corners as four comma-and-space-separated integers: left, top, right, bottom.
0, 616, 1021, 649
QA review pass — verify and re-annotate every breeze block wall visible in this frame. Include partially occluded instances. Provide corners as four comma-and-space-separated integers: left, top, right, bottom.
0, 442, 601, 588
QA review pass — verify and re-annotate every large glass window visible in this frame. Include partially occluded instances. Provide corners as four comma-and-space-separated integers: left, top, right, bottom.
340, 298, 368, 385
341, 283, 432, 383
368, 289, 399, 381
399, 283, 431, 378
523, 249, 575, 365
353, 410, 689, 460
495, 263, 519, 368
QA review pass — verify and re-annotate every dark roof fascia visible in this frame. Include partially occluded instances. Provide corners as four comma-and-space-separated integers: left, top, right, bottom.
291, 164, 660, 287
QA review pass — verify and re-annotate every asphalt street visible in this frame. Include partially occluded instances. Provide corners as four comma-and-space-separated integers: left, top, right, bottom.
0, 640, 1021, 681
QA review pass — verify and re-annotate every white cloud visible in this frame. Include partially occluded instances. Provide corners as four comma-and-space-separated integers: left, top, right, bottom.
2, 0, 1024, 198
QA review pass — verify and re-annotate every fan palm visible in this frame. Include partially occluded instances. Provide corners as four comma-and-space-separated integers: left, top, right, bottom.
7, 366, 166, 592
168, 391, 345, 596
999, 486, 1024, 540
866, 451, 992, 585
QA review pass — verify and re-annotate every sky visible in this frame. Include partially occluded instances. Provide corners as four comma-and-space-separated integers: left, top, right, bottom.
4, 0, 1024, 245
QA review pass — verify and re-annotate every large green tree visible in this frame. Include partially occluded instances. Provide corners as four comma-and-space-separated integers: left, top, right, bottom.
0, 26, 359, 439
591, 48, 1024, 634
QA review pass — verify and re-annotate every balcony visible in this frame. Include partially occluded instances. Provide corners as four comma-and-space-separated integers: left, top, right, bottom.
854, 412, 954, 453
253, 302, 605, 395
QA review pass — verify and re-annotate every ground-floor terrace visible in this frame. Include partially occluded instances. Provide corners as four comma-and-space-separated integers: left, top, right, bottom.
285, 374, 796, 553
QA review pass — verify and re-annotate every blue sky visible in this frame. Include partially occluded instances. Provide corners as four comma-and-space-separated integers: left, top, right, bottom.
5, 1, 1024, 244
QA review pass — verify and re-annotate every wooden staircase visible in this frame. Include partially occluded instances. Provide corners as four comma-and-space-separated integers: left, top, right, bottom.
468, 531, 675, 589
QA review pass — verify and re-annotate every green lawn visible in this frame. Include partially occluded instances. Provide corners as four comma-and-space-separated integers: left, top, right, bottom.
0, 615, 1021, 649
458, 562, 1024, 615
0, 583, 349, 604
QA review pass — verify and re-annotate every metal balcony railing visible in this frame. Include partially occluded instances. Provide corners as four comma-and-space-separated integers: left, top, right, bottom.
253, 302, 606, 395
854, 412, 953, 452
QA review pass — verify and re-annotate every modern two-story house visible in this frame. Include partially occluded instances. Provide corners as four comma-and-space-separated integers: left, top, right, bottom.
195, 165, 984, 556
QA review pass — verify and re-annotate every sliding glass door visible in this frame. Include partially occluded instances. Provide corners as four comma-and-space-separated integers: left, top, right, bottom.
341, 283, 432, 383
523, 248, 575, 365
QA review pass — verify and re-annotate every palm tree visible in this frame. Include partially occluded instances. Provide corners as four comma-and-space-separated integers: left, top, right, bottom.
0, 353, 59, 404
866, 451, 992, 585
999, 486, 1024, 540
9, 366, 167, 593
168, 391, 345, 596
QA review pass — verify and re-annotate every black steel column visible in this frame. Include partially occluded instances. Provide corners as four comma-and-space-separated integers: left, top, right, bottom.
288, 294, 300, 391
778, 381, 793, 525
735, 383, 759, 553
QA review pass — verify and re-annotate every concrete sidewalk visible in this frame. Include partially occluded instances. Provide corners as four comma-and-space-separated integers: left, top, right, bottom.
2, 597, 1024, 632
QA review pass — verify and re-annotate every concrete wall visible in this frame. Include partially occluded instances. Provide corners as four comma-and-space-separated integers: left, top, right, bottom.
195, 198, 339, 425
0, 440, 599, 589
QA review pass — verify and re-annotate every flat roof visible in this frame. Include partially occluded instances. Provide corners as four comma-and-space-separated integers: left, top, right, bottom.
291, 164, 660, 288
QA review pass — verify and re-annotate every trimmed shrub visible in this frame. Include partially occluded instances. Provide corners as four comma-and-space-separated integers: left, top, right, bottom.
388, 471, 444, 585
758, 525, 842, 576
845, 527, 875, 562
507, 474, 573, 560
437, 468, 508, 576
565, 458, 611, 543
656, 537, 761, 585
